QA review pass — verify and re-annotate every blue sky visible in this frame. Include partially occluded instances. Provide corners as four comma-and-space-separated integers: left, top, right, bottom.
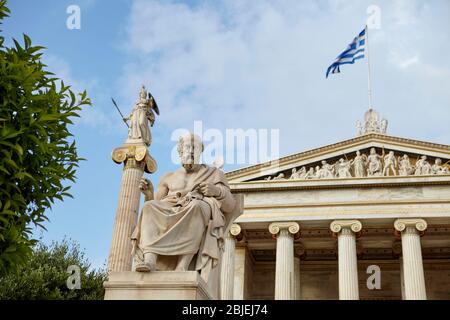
3, 0, 450, 269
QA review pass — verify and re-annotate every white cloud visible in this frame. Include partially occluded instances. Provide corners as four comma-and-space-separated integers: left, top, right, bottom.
118, 0, 450, 158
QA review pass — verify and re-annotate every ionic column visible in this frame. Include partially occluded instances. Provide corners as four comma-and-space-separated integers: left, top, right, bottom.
220, 224, 242, 300
394, 218, 427, 300
269, 222, 300, 300
330, 220, 362, 300
107, 144, 156, 273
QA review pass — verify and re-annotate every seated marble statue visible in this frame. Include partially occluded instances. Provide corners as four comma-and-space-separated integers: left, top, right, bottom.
131, 132, 237, 281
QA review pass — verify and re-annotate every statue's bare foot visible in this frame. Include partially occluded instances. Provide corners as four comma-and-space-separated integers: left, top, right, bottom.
135, 253, 156, 272
175, 254, 194, 271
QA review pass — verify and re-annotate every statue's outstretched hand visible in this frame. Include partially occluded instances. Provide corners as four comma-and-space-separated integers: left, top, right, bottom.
139, 178, 154, 200
198, 182, 220, 197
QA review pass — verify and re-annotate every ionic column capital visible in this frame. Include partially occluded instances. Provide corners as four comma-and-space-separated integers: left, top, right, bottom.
394, 219, 427, 235
330, 220, 362, 236
269, 222, 300, 237
112, 145, 157, 173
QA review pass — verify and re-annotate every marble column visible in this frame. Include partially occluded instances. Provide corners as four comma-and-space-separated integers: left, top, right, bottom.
269, 222, 300, 300
220, 224, 242, 300
108, 144, 156, 273
394, 218, 427, 300
330, 220, 362, 300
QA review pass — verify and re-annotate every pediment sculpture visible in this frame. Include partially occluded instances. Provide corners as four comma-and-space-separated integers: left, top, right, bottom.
261, 148, 449, 181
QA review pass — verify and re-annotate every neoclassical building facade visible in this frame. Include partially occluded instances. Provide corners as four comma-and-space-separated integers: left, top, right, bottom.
220, 110, 450, 300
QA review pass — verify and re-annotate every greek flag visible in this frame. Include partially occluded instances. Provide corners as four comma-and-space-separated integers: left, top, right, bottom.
326, 27, 366, 78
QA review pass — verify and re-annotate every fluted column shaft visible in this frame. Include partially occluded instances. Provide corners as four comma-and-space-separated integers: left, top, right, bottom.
330, 220, 362, 300
269, 222, 300, 300
108, 161, 144, 272
220, 224, 241, 300
395, 219, 427, 300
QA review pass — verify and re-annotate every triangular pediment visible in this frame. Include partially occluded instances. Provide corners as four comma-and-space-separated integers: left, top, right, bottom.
226, 133, 450, 183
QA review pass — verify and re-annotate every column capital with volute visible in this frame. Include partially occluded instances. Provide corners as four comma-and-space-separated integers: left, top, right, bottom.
269, 222, 300, 237
394, 218, 427, 235
330, 220, 362, 235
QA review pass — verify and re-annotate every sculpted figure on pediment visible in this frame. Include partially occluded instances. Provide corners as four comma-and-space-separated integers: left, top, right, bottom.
351, 150, 367, 177
367, 148, 383, 176
314, 165, 321, 179
290, 167, 306, 179
398, 154, 414, 176
334, 158, 352, 178
431, 158, 449, 175
415, 155, 432, 175
320, 160, 335, 179
304, 167, 316, 179
298, 166, 307, 179
383, 151, 397, 176
289, 168, 298, 179
272, 173, 285, 180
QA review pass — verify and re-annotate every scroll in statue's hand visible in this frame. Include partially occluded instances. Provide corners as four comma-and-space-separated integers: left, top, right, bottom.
198, 182, 220, 197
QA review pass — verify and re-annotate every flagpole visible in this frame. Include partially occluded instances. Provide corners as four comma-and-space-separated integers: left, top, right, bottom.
365, 25, 373, 109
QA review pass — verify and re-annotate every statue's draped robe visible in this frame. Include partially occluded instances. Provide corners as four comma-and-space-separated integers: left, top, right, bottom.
128, 104, 151, 145
353, 156, 365, 177
131, 165, 236, 274
368, 155, 382, 175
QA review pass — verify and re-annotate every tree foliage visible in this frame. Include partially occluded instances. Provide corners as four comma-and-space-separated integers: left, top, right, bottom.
0, 1, 91, 274
0, 238, 107, 299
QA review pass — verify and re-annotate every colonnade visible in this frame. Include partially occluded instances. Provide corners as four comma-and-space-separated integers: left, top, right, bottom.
220, 218, 428, 300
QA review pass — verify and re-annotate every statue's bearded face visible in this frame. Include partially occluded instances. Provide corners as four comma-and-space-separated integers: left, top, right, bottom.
180, 141, 202, 171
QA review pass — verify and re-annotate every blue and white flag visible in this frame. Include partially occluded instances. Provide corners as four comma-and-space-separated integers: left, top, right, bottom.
326, 27, 366, 78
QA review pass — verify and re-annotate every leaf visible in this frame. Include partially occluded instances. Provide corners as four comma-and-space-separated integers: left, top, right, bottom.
0, 209, 16, 216
23, 33, 31, 48
39, 114, 60, 121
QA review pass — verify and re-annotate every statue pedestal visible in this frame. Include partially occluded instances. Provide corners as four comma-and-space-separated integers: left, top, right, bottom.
104, 271, 215, 300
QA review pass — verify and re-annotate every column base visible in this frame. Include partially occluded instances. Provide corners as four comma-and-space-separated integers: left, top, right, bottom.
104, 271, 215, 300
